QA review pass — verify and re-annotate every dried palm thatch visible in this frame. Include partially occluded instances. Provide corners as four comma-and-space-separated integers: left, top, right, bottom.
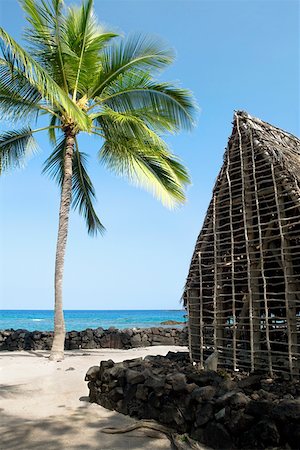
184, 111, 300, 378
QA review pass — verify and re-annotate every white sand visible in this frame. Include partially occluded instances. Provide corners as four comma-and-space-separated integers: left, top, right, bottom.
0, 346, 188, 450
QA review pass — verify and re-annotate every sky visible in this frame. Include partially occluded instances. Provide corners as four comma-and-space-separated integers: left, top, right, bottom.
0, 0, 299, 310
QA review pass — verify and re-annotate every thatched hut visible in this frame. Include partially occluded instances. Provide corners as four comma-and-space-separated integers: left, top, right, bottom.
184, 111, 300, 378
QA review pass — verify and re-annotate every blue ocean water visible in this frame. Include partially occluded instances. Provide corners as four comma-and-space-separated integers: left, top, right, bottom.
0, 310, 186, 332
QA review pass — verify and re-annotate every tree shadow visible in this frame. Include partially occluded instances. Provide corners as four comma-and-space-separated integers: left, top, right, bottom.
0, 407, 172, 450
26, 350, 50, 358
0, 384, 28, 399
0, 351, 50, 358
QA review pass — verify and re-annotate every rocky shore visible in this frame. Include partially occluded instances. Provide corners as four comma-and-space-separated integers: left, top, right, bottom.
86, 351, 300, 449
0, 326, 188, 351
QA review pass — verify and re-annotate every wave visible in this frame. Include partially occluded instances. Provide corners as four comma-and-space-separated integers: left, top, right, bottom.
31, 319, 45, 322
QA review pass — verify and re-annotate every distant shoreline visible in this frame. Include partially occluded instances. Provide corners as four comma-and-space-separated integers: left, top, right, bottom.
0, 309, 186, 332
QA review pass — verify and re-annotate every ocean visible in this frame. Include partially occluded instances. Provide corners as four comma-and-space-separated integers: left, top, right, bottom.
0, 310, 186, 332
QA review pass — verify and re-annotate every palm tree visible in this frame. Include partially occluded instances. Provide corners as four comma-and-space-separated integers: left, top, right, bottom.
0, 0, 196, 361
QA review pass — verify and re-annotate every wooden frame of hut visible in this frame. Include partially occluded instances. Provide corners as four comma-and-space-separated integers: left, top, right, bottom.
184, 111, 300, 378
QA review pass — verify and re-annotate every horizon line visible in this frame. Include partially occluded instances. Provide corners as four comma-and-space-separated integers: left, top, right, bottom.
0, 308, 184, 311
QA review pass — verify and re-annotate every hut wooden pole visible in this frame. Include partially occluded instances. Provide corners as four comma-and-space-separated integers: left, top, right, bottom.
187, 287, 200, 363
248, 243, 264, 372
186, 289, 192, 362
235, 114, 258, 372
247, 135, 264, 371
212, 192, 225, 367
271, 164, 296, 377
225, 154, 237, 371
212, 195, 218, 355
236, 294, 249, 339
248, 130, 273, 376
198, 252, 204, 369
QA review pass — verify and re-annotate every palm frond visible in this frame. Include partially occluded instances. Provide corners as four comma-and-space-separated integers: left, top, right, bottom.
43, 135, 105, 236
63, 0, 117, 97
48, 113, 62, 144
92, 33, 174, 97
42, 135, 65, 185
0, 28, 90, 130
93, 70, 196, 131
71, 0, 97, 99
93, 106, 169, 149
98, 132, 190, 208
0, 58, 42, 121
21, 0, 69, 90
108, 107, 180, 134
0, 127, 38, 174
72, 140, 105, 235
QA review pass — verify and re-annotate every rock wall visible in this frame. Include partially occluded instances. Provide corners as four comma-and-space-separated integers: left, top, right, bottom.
0, 327, 188, 351
86, 352, 300, 449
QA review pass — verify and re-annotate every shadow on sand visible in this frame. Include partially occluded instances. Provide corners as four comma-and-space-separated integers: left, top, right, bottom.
0, 402, 172, 450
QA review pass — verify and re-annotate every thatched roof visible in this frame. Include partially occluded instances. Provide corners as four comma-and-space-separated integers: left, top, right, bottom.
238, 111, 300, 183
183, 110, 300, 304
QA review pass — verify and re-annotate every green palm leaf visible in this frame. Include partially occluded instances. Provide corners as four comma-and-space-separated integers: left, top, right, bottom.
21, 0, 71, 90
48, 113, 62, 144
72, 141, 105, 235
94, 70, 196, 131
68, 0, 116, 98
93, 107, 169, 150
0, 28, 90, 130
42, 135, 65, 185
0, 127, 38, 174
92, 33, 175, 97
98, 132, 190, 209
43, 136, 105, 235
0, 58, 42, 121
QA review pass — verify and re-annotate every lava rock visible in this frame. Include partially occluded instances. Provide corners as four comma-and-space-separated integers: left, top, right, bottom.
204, 422, 233, 449
225, 409, 255, 434
195, 402, 214, 426
85, 366, 100, 381
126, 369, 145, 385
215, 407, 226, 421
152, 335, 175, 345
131, 334, 143, 347
245, 399, 273, 417
110, 363, 126, 380
272, 399, 300, 421
240, 419, 280, 448
230, 392, 250, 409
109, 387, 124, 402
167, 373, 187, 391
187, 370, 221, 387
136, 384, 148, 401
280, 422, 300, 449
144, 374, 166, 391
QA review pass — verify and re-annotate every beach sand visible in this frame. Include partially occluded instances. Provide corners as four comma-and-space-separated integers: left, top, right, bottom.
0, 346, 188, 450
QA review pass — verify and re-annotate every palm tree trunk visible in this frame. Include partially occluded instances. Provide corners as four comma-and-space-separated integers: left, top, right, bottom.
49, 128, 75, 361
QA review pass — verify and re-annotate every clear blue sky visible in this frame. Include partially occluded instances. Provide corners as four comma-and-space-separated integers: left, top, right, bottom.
0, 0, 299, 310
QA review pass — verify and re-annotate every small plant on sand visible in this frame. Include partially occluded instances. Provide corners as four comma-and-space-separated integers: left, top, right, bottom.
0, 0, 196, 360
179, 434, 189, 442
217, 369, 230, 379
